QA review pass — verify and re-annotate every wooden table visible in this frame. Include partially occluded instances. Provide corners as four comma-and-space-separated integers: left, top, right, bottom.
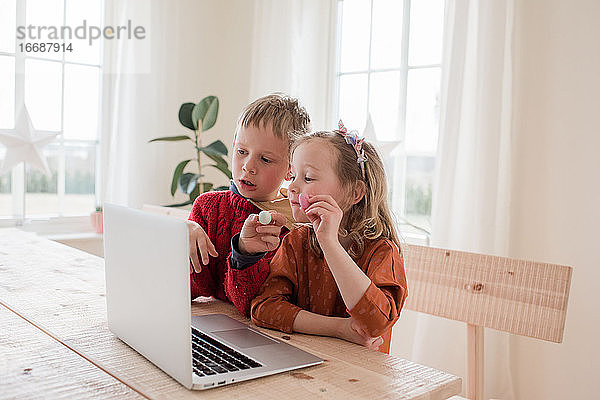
0, 228, 461, 399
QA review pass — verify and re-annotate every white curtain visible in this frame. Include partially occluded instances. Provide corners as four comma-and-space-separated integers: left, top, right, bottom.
101, 0, 209, 208
407, 0, 516, 398
249, 0, 336, 130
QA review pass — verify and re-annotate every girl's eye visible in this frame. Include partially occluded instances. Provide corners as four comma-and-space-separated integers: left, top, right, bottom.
261, 157, 271, 163
304, 176, 313, 182
237, 149, 246, 155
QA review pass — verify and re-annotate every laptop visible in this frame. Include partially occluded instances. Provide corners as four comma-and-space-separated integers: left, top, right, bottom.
103, 203, 322, 390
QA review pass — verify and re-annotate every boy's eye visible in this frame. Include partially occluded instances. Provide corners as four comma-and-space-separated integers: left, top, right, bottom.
261, 157, 271, 163
237, 149, 247, 155
304, 176, 314, 182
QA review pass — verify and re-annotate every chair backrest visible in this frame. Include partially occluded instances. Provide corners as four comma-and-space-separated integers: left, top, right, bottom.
402, 244, 572, 343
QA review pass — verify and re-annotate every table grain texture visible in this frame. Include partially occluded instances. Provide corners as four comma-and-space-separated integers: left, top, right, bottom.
0, 228, 461, 399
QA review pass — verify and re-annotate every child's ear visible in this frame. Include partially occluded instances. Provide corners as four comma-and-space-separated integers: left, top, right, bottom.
352, 181, 367, 205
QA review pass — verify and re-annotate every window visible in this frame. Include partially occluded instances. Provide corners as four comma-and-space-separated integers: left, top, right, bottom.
0, 0, 103, 221
333, 0, 445, 239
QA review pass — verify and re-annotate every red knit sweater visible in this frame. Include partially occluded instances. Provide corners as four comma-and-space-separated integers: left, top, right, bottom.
188, 190, 288, 316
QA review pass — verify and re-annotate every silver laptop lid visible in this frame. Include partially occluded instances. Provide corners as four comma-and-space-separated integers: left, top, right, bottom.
103, 203, 193, 389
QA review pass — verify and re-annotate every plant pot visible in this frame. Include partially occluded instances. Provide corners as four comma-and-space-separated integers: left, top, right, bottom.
90, 211, 103, 234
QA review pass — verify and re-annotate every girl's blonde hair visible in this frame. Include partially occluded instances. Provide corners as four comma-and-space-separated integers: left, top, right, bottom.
292, 131, 400, 258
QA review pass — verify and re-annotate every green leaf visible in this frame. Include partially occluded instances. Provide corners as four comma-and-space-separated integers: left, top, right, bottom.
205, 152, 229, 169
206, 163, 232, 180
164, 200, 194, 208
148, 135, 193, 143
199, 140, 228, 157
205, 153, 232, 179
189, 184, 200, 202
201, 97, 218, 131
171, 159, 191, 196
202, 182, 214, 193
191, 96, 219, 131
178, 103, 196, 130
178, 173, 202, 194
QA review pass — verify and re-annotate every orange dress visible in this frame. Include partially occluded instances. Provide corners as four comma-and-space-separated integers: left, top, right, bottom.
250, 226, 408, 353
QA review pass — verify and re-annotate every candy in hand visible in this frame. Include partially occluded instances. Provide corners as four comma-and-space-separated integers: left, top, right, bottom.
299, 193, 310, 210
258, 210, 272, 225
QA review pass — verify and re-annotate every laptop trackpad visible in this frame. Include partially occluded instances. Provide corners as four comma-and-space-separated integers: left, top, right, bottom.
212, 328, 278, 348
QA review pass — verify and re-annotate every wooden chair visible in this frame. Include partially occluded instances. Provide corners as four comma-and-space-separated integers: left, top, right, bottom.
401, 244, 572, 400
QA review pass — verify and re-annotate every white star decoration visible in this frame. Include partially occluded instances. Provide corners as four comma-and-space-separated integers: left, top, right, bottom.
361, 113, 402, 159
0, 106, 58, 176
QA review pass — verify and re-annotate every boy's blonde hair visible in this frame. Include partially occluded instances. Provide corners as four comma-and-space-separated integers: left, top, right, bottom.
292, 131, 401, 258
238, 93, 311, 150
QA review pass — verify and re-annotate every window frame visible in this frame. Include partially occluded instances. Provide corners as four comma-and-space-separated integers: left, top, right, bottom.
0, 0, 104, 226
330, 0, 443, 243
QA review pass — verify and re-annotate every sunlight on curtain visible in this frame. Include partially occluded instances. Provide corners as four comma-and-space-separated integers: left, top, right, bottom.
249, 0, 336, 130
404, 0, 516, 398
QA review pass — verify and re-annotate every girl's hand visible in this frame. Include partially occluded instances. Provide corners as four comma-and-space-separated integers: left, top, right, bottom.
186, 220, 218, 273
336, 317, 383, 350
238, 211, 286, 255
303, 194, 343, 247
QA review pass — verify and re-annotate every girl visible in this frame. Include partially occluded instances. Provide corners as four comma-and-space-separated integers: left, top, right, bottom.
250, 123, 408, 353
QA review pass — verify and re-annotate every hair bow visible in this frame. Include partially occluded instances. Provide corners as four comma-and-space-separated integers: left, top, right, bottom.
337, 119, 367, 176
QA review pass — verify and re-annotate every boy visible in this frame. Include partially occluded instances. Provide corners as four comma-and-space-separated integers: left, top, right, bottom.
186, 93, 310, 316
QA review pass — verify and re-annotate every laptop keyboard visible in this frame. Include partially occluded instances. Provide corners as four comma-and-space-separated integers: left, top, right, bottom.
191, 327, 263, 377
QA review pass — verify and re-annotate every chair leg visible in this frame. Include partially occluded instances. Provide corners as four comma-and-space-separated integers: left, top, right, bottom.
466, 324, 484, 400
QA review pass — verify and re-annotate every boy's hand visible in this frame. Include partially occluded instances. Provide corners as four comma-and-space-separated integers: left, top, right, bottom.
303, 194, 343, 248
238, 211, 286, 255
336, 317, 383, 350
186, 220, 218, 273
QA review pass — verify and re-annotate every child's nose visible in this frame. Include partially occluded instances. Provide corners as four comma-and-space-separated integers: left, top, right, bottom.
243, 159, 257, 174
288, 180, 299, 193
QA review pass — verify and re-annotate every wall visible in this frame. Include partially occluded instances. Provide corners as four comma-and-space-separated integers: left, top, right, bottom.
170, 0, 256, 195
102, 0, 255, 208
510, 0, 600, 398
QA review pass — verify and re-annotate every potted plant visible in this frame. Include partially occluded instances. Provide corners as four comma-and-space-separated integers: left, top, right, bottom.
90, 206, 103, 234
149, 96, 232, 207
